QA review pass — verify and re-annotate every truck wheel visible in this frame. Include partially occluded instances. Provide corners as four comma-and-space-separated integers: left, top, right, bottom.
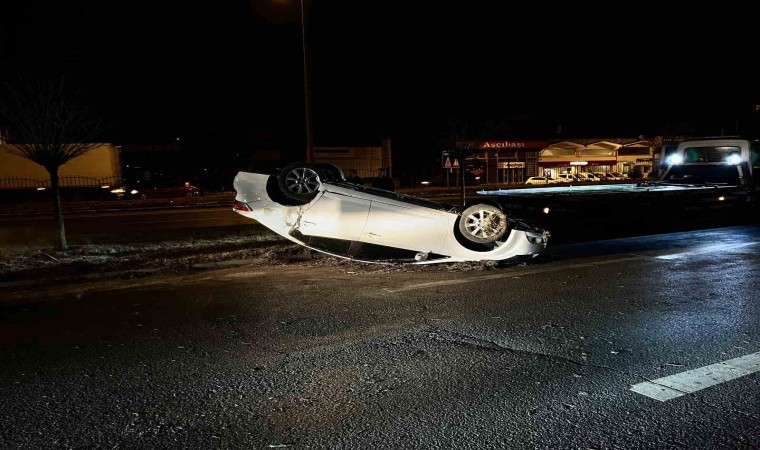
458, 204, 508, 244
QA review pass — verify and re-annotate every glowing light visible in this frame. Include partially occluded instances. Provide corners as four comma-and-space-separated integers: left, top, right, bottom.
718, 196, 725, 201
36, 187, 46, 191
726, 153, 741, 164
667, 154, 684, 165
542, 207, 551, 214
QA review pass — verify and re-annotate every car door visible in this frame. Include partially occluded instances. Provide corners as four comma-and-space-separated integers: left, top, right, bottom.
361, 198, 450, 252
297, 191, 371, 241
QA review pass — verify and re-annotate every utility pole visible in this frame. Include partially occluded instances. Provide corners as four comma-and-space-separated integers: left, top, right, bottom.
300, 0, 314, 163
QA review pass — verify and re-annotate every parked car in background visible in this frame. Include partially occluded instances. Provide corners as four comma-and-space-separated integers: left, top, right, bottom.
232, 162, 549, 264
556, 174, 580, 183
593, 172, 612, 181
610, 172, 628, 180
525, 176, 560, 185
576, 173, 599, 182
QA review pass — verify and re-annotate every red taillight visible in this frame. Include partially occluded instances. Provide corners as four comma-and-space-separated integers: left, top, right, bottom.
232, 201, 251, 212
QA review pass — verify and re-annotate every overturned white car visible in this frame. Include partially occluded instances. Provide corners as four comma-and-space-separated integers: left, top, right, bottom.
232, 163, 549, 264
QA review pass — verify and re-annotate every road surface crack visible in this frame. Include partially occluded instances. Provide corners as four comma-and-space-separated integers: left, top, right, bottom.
431, 328, 619, 372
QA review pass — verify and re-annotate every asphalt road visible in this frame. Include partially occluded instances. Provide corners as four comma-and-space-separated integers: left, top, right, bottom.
1, 224, 759, 449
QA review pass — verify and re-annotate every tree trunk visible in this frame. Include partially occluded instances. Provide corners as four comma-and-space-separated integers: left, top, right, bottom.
48, 167, 67, 251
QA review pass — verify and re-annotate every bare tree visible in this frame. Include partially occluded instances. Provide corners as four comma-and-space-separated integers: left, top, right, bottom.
0, 77, 103, 250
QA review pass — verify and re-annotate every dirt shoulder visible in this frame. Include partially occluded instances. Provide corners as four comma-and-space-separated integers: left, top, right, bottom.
0, 228, 503, 300
0, 186, 507, 291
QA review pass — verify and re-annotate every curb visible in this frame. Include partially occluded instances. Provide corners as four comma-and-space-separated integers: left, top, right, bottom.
0, 201, 232, 218
0, 268, 162, 289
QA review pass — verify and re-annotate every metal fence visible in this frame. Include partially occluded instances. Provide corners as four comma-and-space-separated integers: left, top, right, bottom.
0, 176, 124, 189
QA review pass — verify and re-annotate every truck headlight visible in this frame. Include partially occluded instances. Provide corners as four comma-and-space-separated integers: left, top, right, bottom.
667, 154, 683, 165
725, 153, 741, 164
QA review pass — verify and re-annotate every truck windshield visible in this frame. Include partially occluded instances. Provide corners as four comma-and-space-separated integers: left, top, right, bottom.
683, 146, 742, 163
663, 165, 741, 185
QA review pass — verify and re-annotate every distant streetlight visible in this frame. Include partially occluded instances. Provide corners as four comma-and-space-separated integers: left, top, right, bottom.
300, 0, 314, 163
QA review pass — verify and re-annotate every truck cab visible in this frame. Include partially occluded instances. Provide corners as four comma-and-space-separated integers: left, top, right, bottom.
661, 137, 760, 187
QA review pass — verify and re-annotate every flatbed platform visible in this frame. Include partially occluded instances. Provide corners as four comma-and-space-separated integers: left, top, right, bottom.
474, 182, 758, 244
477, 182, 750, 200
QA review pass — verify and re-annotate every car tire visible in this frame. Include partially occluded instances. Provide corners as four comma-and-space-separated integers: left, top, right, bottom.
277, 162, 323, 204
314, 163, 345, 182
458, 204, 508, 244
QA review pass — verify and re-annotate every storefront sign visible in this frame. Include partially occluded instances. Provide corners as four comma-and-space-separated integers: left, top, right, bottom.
570, 161, 588, 166
457, 140, 548, 150
497, 162, 525, 169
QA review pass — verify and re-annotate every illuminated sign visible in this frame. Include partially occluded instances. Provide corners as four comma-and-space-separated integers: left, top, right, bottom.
570, 161, 588, 166
497, 162, 525, 169
456, 140, 549, 150
481, 141, 548, 149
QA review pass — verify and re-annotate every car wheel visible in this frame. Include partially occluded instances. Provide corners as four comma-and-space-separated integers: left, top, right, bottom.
458, 204, 508, 244
277, 162, 323, 204
314, 163, 345, 182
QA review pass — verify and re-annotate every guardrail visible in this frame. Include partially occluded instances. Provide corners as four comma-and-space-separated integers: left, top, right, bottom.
0, 176, 124, 189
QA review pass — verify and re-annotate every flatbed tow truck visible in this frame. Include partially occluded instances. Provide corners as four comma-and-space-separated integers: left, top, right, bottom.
474, 137, 760, 243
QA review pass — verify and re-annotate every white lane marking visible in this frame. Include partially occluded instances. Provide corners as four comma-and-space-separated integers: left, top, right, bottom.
384, 256, 648, 292
631, 352, 760, 402
655, 241, 760, 260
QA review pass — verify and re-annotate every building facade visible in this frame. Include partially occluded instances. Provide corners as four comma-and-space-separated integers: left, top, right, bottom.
456, 138, 658, 184
539, 139, 655, 179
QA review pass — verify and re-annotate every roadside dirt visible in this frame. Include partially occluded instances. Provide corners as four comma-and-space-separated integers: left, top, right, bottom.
0, 222, 514, 290
0, 187, 521, 288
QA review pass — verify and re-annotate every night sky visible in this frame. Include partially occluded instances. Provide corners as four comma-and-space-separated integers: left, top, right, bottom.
2, 1, 758, 169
